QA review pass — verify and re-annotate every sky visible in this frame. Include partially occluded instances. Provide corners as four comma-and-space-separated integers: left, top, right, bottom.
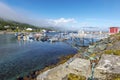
0, 0, 120, 31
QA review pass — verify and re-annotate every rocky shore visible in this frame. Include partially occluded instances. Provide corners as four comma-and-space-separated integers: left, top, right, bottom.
17, 54, 76, 80
17, 33, 120, 80
36, 33, 120, 80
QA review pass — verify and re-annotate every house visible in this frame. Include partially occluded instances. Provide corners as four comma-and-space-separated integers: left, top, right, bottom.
109, 27, 119, 35
26, 28, 32, 31
42, 29, 47, 33
4, 25, 10, 28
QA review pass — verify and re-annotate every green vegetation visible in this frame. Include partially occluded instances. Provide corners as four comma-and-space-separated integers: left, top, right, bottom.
115, 78, 120, 80
58, 54, 74, 64
67, 73, 86, 80
40, 54, 74, 72
104, 50, 120, 56
0, 18, 53, 32
115, 32, 120, 35
110, 33, 120, 41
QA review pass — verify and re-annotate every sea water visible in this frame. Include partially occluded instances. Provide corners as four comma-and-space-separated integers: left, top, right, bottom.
0, 34, 77, 80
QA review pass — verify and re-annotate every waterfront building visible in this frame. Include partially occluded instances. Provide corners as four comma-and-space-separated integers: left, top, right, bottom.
26, 28, 33, 31
109, 27, 119, 35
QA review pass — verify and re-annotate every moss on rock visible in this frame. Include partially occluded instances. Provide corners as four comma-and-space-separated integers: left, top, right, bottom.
104, 50, 120, 56
67, 73, 86, 80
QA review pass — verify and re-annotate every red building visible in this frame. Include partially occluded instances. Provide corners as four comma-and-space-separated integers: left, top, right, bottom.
109, 27, 119, 35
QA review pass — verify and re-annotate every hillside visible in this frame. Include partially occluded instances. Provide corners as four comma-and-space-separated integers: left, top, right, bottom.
0, 18, 53, 32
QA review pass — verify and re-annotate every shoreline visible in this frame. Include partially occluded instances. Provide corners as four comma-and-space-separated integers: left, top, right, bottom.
35, 33, 120, 80
16, 44, 89, 80
0, 31, 16, 34
18, 46, 88, 80
16, 53, 78, 80
0, 31, 38, 34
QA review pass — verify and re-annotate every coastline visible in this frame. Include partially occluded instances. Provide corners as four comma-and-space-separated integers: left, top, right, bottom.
3, 32, 120, 80
17, 53, 78, 80
0, 31, 36, 34
36, 33, 120, 80
0, 31, 16, 34
16, 46, 88, 80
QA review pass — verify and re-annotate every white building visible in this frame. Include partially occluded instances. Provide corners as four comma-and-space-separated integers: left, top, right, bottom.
42, 29, 47, 33
26, 28, 32, 31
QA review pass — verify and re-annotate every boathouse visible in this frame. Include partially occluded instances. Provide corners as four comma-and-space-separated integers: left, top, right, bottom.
109, 27, 119, 35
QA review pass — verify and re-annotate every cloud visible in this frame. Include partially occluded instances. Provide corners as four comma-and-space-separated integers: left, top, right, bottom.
0, 2, 78, 30
0, 2, 35, 24
0, 2, 18, 20
0, 2, 51, 27
0, 2, 119, 31
47, 18, 78, 30
51, 18, 76, 25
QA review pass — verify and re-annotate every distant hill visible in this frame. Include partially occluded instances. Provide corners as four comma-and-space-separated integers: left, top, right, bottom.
0, 18, 54, 32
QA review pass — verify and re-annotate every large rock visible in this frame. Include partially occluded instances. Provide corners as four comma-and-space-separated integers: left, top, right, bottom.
87, 45, 96, 53
88, 48, 94, 53
68, 58, 90, 76
37, 58, 90, 80
98, 44, 107, 51
103, 38, 110, 44
107, 41, 120, 50
96, 54, 120, 73
89, 45, 96, 49
94, 54, 120, 79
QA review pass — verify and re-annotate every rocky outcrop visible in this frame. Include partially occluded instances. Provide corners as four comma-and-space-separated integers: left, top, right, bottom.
106, 41, 120, 50
94, 54, 120, 80
37, 33, 120, 80
37, 54, 119, 80
37, 58, 90, 80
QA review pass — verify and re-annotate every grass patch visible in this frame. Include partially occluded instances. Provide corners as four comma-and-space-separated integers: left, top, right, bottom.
58, 54, 75, 64
67, 73, 86, 80
111, 34, 120, 41
104, 50, 120, 56
115, 78, 120, 80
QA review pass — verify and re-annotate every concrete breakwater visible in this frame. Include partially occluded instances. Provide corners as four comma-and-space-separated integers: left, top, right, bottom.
36, 34, 120, 80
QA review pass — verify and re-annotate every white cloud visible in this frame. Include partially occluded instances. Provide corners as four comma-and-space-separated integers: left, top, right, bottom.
0, 2, 119, 31
0, 2, 49, 26
0, 2, 35, 24
0, 2, 18, 20
48, 18, 77, 26
53, 18, 76, 25
47, 18, 78, 30
0, 2, 79, 31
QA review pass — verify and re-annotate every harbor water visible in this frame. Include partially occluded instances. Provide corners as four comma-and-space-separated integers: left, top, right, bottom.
0, 34, 77, 80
